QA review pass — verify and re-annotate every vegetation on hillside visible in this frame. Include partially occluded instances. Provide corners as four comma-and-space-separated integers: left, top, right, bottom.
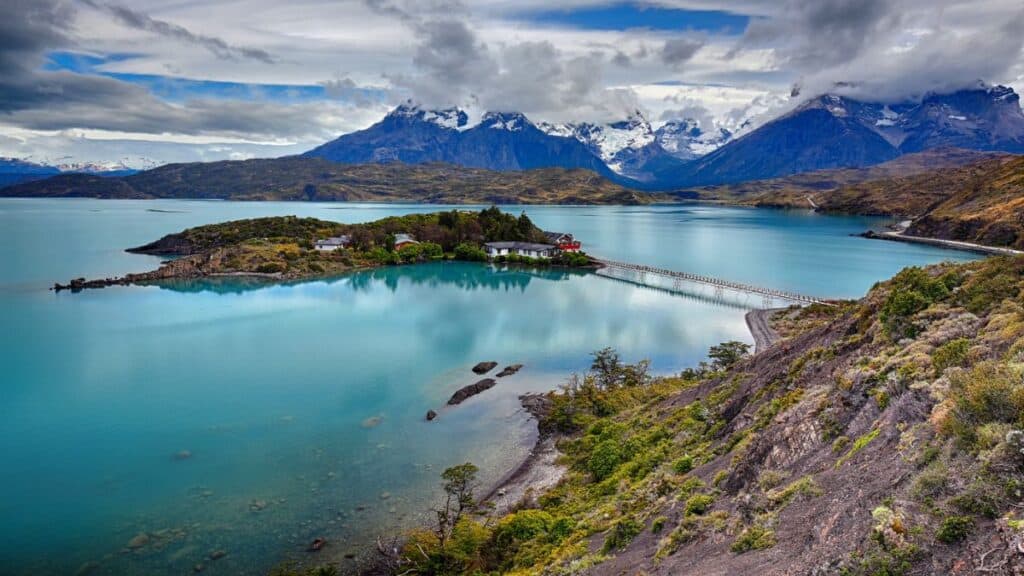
341, 255, 1024, 575
1, 157, 679, 205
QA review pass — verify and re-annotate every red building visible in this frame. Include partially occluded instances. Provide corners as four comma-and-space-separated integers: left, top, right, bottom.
544, 231, 581, 252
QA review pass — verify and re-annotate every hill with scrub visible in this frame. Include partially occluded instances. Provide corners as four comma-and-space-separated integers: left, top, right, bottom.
350, 255, 1024, 576
1, 157, 669, 205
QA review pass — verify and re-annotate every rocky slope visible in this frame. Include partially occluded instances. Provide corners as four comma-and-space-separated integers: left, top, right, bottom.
1, 157, 670, 205
377, 256, 1024, 576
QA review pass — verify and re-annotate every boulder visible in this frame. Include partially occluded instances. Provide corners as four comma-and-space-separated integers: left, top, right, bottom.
496, 364, 523, 377
471, 361, 498, 374
448, 379, 497, 405
208, 549, 227, 561
425, 409, 438, 421
308, 538, 326, 552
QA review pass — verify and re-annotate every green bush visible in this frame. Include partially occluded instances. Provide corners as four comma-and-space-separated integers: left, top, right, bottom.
935, 515, 974, 543
731, 524, 776, 553
879, 267, 953, 338
601, 516, 642, 553
684, 494, 714, 516
453, 242, 488, 262
255, 262, 284, 273
672, 454, 694, 474
939, 362, 1024, 447
932, 338, 970, 376
587, 439, 623, 480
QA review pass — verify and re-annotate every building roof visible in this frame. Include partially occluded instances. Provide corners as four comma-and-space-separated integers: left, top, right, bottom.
543, 231, 572, 242
485, 241, 556, 251
315, 235, 350, 246
394, 233, 418, 244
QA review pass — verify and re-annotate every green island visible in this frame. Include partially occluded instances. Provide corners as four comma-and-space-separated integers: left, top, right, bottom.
275, 254, 1024, 575
53, 207, 593, 291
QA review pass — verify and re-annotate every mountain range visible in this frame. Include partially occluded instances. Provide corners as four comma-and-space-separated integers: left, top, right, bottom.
4, 84, 1023, 195
304, 84, 1024, 188
0, 157, 141, 187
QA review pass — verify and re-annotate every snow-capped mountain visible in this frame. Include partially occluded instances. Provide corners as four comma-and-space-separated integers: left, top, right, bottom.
665, 83, 1024, 186
304, 104, 617, 177
0, 158, 60, 187
537, 111, 721, 182
654, 119, 733, 161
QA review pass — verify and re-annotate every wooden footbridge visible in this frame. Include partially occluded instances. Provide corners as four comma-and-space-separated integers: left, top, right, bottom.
593, 258, 829, 308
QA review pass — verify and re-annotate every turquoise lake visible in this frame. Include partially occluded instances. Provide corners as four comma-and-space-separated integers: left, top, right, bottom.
0, 199, 978, 575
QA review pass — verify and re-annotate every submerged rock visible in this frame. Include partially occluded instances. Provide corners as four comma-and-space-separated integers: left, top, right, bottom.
173, 450, 192, 461
361, 415, 383, 428
496, 364, 524, 377
208, 549, 227, 561
308, 538, 326, 552
448, 379, 497, 405
126, 533, 150, 550
249, 499, 268, 512
425, 409, 438, 421
471, 361, 498, 374
75, 561, 100, 575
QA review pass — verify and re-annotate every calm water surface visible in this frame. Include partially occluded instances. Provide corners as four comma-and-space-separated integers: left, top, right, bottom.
0, 199, 976, 574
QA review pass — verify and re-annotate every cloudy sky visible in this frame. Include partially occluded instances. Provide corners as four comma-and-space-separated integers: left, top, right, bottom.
2, 0, 1023, 167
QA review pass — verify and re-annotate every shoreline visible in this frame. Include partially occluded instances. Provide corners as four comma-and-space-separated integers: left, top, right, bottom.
861, 229, 1023, 256
745, 308, 782, 354
478, 393, 566, 518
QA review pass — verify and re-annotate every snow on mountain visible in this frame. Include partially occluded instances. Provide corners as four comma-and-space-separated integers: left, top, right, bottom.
654, 119, 733, 161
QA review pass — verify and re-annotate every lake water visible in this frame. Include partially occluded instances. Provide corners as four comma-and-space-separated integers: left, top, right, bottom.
0, 199, 977, 575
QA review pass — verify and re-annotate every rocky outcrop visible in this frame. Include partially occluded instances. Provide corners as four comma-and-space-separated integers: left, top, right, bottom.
496, 364, 523, 377
472, 362, 498, 375
447, 379, 496, 405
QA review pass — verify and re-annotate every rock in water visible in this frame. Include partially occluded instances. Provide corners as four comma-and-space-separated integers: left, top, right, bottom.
496, 364, 523, 377
471, 361, 498, 374
308, 538, 326, 552
425, 409, 438, 421
448, 379, 497, 405
361, 415, 383, 428
174, 450, 192, 460
208, 549, 227, 561
126, 533, 150, 550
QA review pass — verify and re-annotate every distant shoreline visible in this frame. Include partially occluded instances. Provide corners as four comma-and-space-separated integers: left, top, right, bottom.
860, 229, 1023, 256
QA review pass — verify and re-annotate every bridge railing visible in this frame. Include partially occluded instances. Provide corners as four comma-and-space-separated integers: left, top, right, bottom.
593, 258, 828, 305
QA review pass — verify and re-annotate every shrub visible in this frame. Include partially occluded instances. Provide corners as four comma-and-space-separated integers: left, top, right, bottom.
672, 455, 694, 474
256, 262, 284, 273
651, 517, 668, 534
493, 510, 556, 544
731, 524, 776, 553
684, 494, 715, 516
935, 515, 974, 543
879, 267, 952, 338
587, 439, 623, 480
939, 362, 1024, 447
602, 516, 642, 553
453, 243, 488, 262
932, 338, 970, 376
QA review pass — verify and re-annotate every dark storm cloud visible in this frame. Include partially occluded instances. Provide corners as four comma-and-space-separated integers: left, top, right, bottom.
79, 0, 275, 63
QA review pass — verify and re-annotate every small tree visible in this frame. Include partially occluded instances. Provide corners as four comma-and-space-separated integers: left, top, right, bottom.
708, 341, 751, 371
435, 463, 479, 548
591, 347, 623, 389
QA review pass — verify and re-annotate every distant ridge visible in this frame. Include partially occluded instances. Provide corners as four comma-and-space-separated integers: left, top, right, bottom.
0, 157, 674, 205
